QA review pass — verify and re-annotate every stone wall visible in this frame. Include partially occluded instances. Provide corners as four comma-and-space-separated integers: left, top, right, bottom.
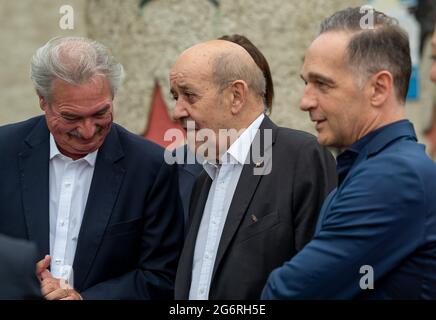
86, 0, 363, 134
2, 0, 434, 152
0, 0, 87, 125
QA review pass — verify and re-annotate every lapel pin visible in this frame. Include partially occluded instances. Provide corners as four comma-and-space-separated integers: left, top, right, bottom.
255, 160, 263, 168
251, 214, 258, 223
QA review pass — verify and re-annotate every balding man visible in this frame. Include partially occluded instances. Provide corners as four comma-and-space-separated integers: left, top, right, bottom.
171, 40, 337, 299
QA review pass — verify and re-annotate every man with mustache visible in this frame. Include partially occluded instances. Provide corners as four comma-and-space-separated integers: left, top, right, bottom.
262, 7, 436, 299
171, 39, 337, 299
0, 37, 183, 299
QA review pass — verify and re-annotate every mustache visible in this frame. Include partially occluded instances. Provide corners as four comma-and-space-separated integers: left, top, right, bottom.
68, 125, 104, 139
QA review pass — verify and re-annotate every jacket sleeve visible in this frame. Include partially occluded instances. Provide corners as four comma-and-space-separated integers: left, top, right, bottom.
291, 139, 337, 251
262, 156, 425, 299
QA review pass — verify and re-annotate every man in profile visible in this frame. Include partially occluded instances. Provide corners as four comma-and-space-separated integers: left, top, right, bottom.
262, 7, 436, 299
171, 39, 336, 299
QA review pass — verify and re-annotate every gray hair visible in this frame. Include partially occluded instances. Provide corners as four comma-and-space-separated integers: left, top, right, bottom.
320, 7, 411, 102
211, 52, 266, 105
30, 36, 125, 102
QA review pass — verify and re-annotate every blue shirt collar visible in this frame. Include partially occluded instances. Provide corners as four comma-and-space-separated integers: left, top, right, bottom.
347, 119, 416, 156
336, 120, 417, 186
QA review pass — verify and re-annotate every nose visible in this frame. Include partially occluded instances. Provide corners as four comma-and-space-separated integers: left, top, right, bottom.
78, 118, 97, 140
172, 100, 189, 122
300, 86, 318, 112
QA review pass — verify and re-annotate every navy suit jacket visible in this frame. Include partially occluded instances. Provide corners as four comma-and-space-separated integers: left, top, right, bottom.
0, 234, 41, 300
0, 116, 183, 299
262, 120, 436, 299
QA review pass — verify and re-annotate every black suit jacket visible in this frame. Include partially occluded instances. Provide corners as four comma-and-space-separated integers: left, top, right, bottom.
175, 116, 337, 299
0, 116, 183, 299
0, 234, 41, 300
175, 145, 203, 229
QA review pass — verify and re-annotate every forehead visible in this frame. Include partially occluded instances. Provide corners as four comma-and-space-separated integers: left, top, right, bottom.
51, 76, 112, 103
170, 50, 214, 86
302, 32, 351, 77
50, 76, 112, 113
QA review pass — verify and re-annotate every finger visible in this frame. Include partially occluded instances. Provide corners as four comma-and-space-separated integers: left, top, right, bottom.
41, 280, 60, 296
45, 288, 69, 301
36, 255, 51, 277
40, 268, 53, 280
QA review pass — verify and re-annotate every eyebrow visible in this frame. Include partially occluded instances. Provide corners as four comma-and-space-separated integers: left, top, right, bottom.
300, 72, 336, 86
170, 85, 195, 95
92, 105, 111, 115
61, 104, 111, 118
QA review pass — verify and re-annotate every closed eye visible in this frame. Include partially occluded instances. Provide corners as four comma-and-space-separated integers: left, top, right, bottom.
61, 114, 80, 121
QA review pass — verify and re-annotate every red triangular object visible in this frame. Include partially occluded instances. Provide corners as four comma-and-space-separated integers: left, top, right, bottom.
143, 82, 185, 149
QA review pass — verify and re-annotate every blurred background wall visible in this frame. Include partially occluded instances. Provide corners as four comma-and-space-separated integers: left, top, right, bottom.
1, 0, 435, 155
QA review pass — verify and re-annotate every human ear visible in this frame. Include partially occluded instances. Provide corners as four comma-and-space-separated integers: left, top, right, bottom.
229, 80, 248, 115
38, 94, 49, 112
369, 71, 393, 107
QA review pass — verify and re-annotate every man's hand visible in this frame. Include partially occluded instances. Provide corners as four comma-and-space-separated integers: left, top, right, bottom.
36, 255, 82, 300
41, 278, 82, 300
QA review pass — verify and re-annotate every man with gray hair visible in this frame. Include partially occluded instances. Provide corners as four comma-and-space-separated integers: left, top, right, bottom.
262, 7, 436, 299
0, 37, 183, 299
172, 40, 336, 299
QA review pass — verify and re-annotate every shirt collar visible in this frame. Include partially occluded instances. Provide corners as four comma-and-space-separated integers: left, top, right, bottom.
364, 120, 416, 156
336, 119, 416, 186
49, 133, 98, 167
203, 113, 265, 179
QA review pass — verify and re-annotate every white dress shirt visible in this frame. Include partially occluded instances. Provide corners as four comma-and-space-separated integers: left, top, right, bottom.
49, 134, 97, 286
189, 113, 265, 300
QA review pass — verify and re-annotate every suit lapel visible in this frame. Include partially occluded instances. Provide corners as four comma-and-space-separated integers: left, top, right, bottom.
211, 116, 276, 280
18, 117, 50, 258
73, 125, 125, 290
176, 171, 212, 299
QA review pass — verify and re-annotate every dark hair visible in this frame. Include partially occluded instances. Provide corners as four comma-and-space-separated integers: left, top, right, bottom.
320, 7, 411, 102
219, 34, 274, 113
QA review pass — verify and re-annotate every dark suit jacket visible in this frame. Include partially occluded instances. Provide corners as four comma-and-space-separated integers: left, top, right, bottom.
0, 234, 41, 300
175, 145, 203, 228
175, 116, 337, 299
0, 116, 183, 299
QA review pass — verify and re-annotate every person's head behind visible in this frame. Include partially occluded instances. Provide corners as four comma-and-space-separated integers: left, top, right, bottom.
219, 34, 274, 113
170, 40, 266, 159
300, 7, 411, 149
30, 37, 125, 160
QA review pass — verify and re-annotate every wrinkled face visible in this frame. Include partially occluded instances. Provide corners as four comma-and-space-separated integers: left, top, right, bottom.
431, 29, 436, 83
300, 32, 369, 148
40, 76, 113, 160
170, 53, 232, 159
